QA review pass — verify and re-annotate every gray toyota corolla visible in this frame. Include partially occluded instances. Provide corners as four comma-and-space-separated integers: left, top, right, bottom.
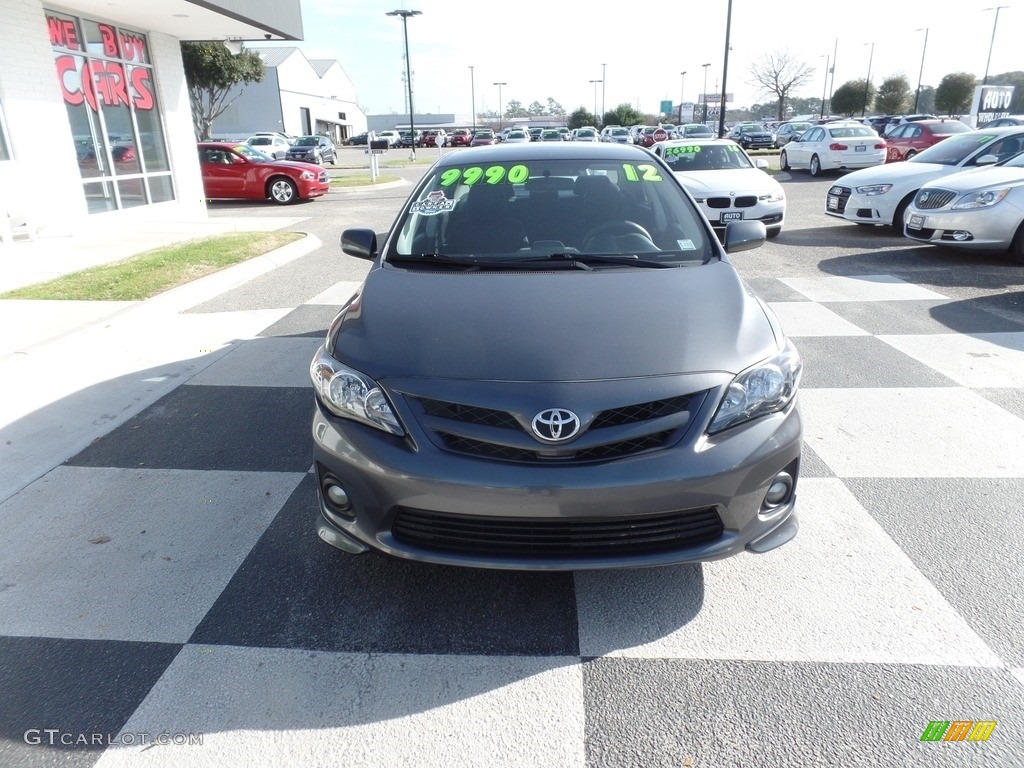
310, 142, 802, 570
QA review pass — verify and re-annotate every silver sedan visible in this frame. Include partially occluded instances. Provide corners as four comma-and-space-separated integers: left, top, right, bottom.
903, 151, 1024, 263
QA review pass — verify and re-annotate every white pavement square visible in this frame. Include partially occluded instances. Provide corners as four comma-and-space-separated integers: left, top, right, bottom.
767, 301, 872, 336
879, 332, 1024, 388
780, 275, 948, 302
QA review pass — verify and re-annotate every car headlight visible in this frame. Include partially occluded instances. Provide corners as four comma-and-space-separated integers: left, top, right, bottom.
855, 184, 892, 196
708, 339, 802, 434
951, 188, 1010, 209
299, 171, 315, 180
758, 189, 785, 202
310, 347, 404, 436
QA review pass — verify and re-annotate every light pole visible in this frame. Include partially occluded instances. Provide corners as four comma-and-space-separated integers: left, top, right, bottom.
862, 41, 874, 118
982, 6, 1009, 84
589, 79, 602, 125
469, 66, 476, 133
678, 71, 687, 123
386, 9, 421, 160
601, 62, 607, 122
828, 38, 838, 115
914, 29, 929, 113
717, 0, 733, 139
493, 82, 506, 131
701, 63, 711, 123
819, 54, 830, 119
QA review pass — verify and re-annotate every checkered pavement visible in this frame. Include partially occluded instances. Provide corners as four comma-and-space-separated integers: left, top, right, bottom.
1, 269, 1023, 768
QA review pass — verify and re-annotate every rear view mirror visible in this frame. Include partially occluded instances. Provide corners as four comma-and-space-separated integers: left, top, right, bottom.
340, 228, 378, 260
975, 154, 999, 166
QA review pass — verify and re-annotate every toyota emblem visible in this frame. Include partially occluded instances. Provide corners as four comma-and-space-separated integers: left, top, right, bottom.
531, 408, 581, 443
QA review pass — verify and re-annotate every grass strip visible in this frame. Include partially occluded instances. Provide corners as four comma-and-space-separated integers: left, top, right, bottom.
2, 231, 303, 301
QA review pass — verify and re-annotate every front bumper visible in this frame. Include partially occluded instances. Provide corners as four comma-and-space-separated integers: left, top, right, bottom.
903, 207, 1019, 250
824, 184, 897, 224
311, 379, 802, 570
700, 200, 785, 236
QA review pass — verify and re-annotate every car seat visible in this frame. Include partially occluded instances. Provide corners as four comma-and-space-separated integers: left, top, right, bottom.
445, 184, 527, 254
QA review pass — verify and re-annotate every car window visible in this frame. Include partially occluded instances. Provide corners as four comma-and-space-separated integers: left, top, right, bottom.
388, 157, 712, 263
929, 122, 970, 135
911, 132, 1001, 165
661, 143, 752, 172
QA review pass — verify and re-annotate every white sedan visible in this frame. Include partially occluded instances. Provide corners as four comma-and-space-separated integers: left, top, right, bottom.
823, 127, 1024, 227
652, 139, 785, 239
780, 121, 886, 176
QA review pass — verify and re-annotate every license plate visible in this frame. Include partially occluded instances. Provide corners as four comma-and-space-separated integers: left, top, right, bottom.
907, 214, 924, 230
720, 212, 743, 222
855, 145, 866, 152
827, 196, 839, 210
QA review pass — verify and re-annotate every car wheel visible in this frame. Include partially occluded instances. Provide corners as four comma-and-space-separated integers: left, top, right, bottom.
268, 177, 299, 205
892, 195, 914, 230
779, 150, 790, 171
809, 155, 821, 177
767, 226, 782, 239
1009, 223, 1024, 264
905, 150, 917, 161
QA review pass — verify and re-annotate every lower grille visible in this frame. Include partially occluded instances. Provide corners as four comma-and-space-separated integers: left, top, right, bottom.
391, 507, 724, 557
827, 185, 851, 214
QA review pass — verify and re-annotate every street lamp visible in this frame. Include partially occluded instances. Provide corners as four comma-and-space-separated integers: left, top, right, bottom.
601, 63, 607, 122
386, 9, 421, 160
493, 82, 506, 131
469, 66, 476, 133
717, 0, 733, 139
678, 71, 687, 123
914, 29, 929, 113
982, 6, 1009, 84
589, 79, 602, 125
819, 54, 830, 119
862, 41, 874, 118
701, 63, 711, 123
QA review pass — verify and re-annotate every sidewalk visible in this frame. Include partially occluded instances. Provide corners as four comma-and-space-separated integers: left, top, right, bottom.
0, 216, 322, 503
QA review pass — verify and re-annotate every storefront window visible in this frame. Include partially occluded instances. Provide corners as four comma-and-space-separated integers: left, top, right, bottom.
47, 10, 174, 213
0, 102, 11, 161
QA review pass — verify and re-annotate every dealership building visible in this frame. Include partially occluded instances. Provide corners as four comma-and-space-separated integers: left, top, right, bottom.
0, 0, 304, 240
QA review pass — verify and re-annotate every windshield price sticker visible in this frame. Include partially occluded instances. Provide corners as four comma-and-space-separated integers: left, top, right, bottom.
439, 164, 530, 187
621, 164, 664, 182
664, 145, 701, 156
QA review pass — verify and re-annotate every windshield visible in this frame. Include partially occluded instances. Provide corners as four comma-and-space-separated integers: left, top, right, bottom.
827, 126, 875, 138
387, 156, 713, 265
910, 132, 1000, 165
232, 144, 273, 162
661, 143, 752, 171
294, 137, 318, 146
929, 122, 971, 135
739, 125, 766, 133
249, 137, 271, 145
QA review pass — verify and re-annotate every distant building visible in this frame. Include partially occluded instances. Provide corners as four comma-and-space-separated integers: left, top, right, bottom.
211, 46, 366, 144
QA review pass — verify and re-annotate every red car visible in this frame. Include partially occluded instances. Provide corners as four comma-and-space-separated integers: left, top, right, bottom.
449, 128, 473, 147
470, 130, 497, 147
422, 129, 449, 147
198, 142, 329, 205
884, 119, 971, 162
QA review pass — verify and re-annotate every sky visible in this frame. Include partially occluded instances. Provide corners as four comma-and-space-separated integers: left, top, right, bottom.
268, 0, 1022, 118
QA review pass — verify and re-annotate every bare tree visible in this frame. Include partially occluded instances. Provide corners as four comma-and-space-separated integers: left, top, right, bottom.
750, 52, 816, 121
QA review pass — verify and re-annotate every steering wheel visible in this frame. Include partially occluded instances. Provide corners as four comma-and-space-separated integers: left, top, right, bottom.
580, 220, 654, 252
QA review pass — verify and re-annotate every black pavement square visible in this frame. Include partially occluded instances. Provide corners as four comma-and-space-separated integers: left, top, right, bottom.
66, 386, 313, 472
190, 475, 580, 657
744, 277, 809, 303
844, 476, 1024, 668
799, 442, 834, 478
257, 305, 338, 338
0, 636, 181, 768
795, 335, 957, 388
582, 658, 1024, 768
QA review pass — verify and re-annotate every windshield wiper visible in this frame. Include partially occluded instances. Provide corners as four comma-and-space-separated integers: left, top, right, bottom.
388, 253, 483, 268
543, 253, 676, 268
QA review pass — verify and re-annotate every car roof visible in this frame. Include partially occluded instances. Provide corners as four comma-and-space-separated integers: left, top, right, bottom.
432, 141, 661, 167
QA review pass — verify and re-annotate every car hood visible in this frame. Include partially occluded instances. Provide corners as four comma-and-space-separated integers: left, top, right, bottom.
839, 161, 960, 189
919, 164, 1024, 192
331, 261, 778, 381
672, 169, 778, 195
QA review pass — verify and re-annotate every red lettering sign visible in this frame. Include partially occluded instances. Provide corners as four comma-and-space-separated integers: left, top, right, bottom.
119, 33, 146, 63
99, 24, 119, 57
54, 55, 155, 112
47, 15, 81, 51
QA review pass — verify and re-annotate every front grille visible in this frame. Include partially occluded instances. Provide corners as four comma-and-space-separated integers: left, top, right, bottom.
827, 185, 852, 214
706, 197, 731, 208
734, 196, 757, 208
915, 188, 956, 209
391, 506, 725, 558
411, 394, 697, 464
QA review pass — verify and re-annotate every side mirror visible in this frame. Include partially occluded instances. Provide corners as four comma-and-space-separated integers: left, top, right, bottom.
723, 220, 767, 254
755, 158, 769, 170
340, 228, 378, 260
975, 154, 999, 166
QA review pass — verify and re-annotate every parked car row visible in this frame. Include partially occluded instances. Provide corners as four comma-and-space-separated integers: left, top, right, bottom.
244, 132, 338, 164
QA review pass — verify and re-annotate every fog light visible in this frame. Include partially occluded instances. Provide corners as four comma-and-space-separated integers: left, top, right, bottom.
326, 483, 350, 510
951, 230, 972, 241
763, 472, 794, 508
